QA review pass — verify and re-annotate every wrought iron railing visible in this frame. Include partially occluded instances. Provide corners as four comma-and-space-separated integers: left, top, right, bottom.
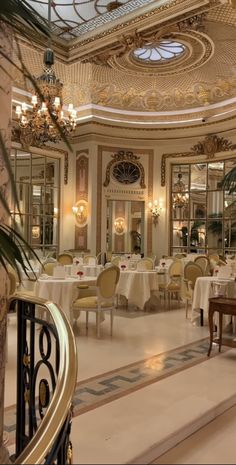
8, 293, 77, 464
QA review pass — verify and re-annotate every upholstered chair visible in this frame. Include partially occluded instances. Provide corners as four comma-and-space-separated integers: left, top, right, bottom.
71, 265, 120, 338
158, 259, 182, 309
174, 253, 187, 258
182, 261, 203, 318
136, 257, 154, 270
58, 253, 73, 265
194, 256, 210, 276
111, 256, 121, 267
83, 255, 98, 265
43, 262, 58, 276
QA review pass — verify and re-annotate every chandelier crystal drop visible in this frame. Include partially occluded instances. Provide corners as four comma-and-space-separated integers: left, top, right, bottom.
173, 168, 189, 209
15, 48, 77, 147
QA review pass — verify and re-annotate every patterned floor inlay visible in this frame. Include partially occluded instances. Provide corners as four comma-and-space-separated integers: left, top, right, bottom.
4, 338, 229, 447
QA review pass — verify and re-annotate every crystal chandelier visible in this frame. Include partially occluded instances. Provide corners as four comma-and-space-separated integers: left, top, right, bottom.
14, 1, 77, 147
173, 168, 189, 209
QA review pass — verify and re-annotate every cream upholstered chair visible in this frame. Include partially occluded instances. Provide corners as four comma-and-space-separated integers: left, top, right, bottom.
136, 257, 154, 270
71, 265, 120, 338
194, 256, 210, 276
58, 252, 73, 265
83, 254, 98, 265
43, 262, 58, 276
159, 259, 182, 309
182, 261, 203, 319
174, 253, 187, 259
111, 256, 121, 267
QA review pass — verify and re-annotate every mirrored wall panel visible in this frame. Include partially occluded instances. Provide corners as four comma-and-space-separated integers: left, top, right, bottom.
170, 160, 236, 255
106, 200, 144, 254
11, 149, 60, 257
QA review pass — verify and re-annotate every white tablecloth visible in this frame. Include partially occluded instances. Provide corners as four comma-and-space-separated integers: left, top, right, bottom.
191, 276, 236, 322
35, 276, 97, 319
116, 271, 159, 309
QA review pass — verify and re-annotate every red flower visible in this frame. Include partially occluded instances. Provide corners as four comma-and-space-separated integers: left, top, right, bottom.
77, 271, 84, 277
121, 264, 126, 270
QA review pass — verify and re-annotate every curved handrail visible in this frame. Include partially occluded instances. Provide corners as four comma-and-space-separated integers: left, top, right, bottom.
9, 293, 78, 465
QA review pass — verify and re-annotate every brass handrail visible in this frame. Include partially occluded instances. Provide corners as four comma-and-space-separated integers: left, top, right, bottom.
10, 293, 78, 465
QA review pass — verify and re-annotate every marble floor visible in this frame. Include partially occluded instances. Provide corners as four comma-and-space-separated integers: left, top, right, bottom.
4, 303, 236, 463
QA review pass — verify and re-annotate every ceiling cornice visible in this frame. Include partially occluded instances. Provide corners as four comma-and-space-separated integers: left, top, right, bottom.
17, 0, 223, 65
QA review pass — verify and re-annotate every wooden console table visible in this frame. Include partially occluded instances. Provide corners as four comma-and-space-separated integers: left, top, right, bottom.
208, 297, 236, 356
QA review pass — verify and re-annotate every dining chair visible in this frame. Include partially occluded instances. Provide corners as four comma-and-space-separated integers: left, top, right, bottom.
182, 261, 203, 319
58, 252, 73, 265
71, 265, 120, 338
111, 256, 121, 267
158, 259, 182, 309
174, 253, 187, 258
43, 262, 58, 276
136, 257, 154, 270
194, 256, 210, 276
83, 254, 98, 265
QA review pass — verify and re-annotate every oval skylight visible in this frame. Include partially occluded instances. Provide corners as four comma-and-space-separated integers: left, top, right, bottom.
133, 40, 186, 63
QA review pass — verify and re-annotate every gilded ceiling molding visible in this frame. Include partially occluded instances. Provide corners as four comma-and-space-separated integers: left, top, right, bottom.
161, 134, 236, 186
103, 150, 146, 188
81, 14, 208, 68
90, 75, 236, 112
71, 0, 218, 51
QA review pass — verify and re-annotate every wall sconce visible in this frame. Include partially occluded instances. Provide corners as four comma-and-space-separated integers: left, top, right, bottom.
114, 217, 125, 235
72, 200, 88, 227
148, 200, 163, 226
32, 226, 40, 239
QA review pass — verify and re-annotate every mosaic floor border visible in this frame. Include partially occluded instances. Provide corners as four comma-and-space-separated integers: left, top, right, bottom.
4, 337, 229, 447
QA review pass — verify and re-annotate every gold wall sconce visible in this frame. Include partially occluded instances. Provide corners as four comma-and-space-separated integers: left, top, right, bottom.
148, 200, 163, 226
32, 226, 40, 239
114, 217, 125, 235
72, 200, 88, 227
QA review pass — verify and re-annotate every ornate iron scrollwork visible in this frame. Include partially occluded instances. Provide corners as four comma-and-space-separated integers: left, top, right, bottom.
103, 150, 146, 188
14, 299, 73, 464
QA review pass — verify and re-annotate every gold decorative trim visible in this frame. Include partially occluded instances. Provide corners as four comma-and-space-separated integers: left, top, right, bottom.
161, 134, 236, 186
96, 147, 103, 255
191, 134, 236, 158
75, 151, 89, 250
81, 14, 208, 72
147, 150, 154, 256
103, 150, 146, 188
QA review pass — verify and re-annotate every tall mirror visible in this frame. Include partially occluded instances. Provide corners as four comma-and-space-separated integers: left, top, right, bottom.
106, 200, 144, 254
10, 148, 60, 257
170, 159, 236, 255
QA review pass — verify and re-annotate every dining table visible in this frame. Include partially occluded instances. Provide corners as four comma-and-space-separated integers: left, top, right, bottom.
116, 270, 159, 309
35, 275, 97, 321
191, 276, 236, 325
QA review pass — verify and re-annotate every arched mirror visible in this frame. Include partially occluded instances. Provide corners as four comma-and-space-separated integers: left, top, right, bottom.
106, 200, 144, 254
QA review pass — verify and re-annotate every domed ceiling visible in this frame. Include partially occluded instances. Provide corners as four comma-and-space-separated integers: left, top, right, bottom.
13, 0, 236, 131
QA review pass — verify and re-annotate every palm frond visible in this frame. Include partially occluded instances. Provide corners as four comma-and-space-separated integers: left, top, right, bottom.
0, 224, 41, 281
0, 0, 49, 37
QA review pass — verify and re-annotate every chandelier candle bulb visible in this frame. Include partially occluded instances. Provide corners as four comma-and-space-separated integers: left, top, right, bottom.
31, 95, 38, 106
15, 105, 22, 116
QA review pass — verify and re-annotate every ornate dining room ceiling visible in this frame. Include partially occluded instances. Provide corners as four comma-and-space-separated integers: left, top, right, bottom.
24, 0, 155, 40
13, 0, 236, 132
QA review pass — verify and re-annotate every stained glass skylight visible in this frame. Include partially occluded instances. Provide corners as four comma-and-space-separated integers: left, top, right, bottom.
133, 40, 186, 63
